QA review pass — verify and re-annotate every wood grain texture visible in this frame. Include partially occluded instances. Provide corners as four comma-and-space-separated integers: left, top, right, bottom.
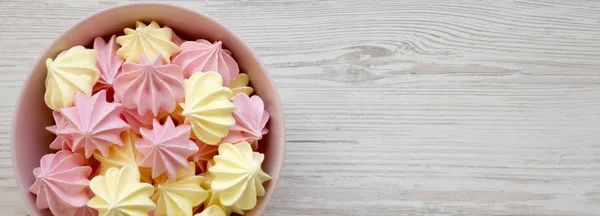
1, 0, 600, 215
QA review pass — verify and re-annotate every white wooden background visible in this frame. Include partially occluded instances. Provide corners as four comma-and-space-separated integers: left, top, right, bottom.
1, 0, 600, 215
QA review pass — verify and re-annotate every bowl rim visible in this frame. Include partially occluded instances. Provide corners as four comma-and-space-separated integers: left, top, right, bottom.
12, 2, 285, 215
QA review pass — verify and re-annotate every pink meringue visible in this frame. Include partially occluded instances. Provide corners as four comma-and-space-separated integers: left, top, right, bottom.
190, 140, 219, 173
61, 189, 98, 216
121, 107, 154, 134
92, 35, 123, 95
136, 117, 198, 181
114, 55, 184, 116
49, 190, 98, 216
47, 111, 72, 151
222, 94, 270, 149
59, 90, 130, 158
29, 150, 92, 215
172, 40, 239, 85
63, 205, 98, 216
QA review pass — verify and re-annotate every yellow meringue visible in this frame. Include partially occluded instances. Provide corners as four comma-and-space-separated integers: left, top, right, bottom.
152, 162, 208, 216
44, 46, 99, 110
209, 141, 271, 210
204, 188, 245, 216
93, 130, 152, 183
228, 73, 254, 100
201, 160, 244, 216
195, 205, 226, 216
181, 72, 235, 145
116, 21, 180, 63
87, 166, 156, 216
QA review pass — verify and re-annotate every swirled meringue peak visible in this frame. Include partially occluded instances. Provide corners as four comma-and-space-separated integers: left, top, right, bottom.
114, 55, 185, 116
152, 162, 208, 216
29, 150, 92, 215
181, 72, 235, 145
209, 141, 271, 210
59, 90, 130, 158
116, 21, 180, 63
195, 205, 226, 216
222, 94, 270, 149
136, 117, 198, 181
47, 111, 73, 151
87, 166, 156, 216
228, 73, 254, 100
45, 46, 100, 110
93, 35, 123, 94
172, 39, 239, 85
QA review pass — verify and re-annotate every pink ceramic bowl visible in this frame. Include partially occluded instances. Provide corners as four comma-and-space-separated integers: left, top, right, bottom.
12, 3, 284, 216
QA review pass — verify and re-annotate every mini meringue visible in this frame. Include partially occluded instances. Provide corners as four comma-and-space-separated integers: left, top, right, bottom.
181, 72, 235, 145
61, 189, 98, 216
228, 73, 254, 100
114, 55, 184, 116
87, 166, 156, 216
209, 141, 270, 210
116, 21, 180, 63
204, 190, 245, 216
202, 165, 245, 216
45, 46, 99, 110
59, 90, 130, 158
136, 117, 198, 181
152, 162, 208, 216
222, 94, 269, 149
172, 39, 239, 85
93, 35, 123, 94
29, 150, 92, 215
